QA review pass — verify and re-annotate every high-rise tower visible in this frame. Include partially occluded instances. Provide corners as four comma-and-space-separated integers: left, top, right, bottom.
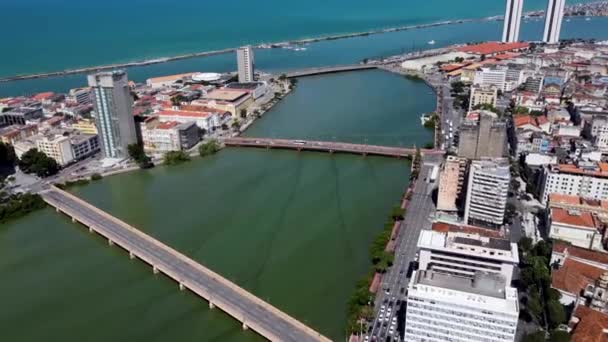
543, 0, 566, 43
236, 46, 255, 83
502, 0, 524, 42
87, 70, 137, 159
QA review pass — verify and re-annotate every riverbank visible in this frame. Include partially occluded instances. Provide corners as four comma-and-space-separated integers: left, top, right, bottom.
3, 1, 607, 84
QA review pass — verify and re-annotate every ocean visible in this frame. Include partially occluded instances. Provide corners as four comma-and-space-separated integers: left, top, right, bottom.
1, 15, 608, 98
0, 0, 601, 78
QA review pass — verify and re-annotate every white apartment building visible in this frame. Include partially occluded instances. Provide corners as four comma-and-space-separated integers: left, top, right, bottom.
540, 163, 608, 204
464, 160, 510, 227
236, 46, 255, 83
141, 122, 181, 153
469, 86, 498, 111
156, 110, 221, 131
549, 206, 604, 251
405, 270, 519, 342
473, 68, 507, 92
417, 229, 519, 284
36, 135, 75, 166
141, 118, 200, 153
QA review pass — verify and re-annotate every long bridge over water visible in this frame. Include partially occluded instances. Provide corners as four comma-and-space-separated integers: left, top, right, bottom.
224, 137, 433, 158
41, 186, 331, 342
283, 64, 377, 78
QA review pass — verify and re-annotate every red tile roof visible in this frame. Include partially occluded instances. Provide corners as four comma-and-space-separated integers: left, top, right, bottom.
157, 110, 213, 118
553, 242, 608, 265
514, 115, 537, 128
552, 207, 597, 229
456, 41, 529, 55
552, 258, 603, 295
571, 305, 608, 342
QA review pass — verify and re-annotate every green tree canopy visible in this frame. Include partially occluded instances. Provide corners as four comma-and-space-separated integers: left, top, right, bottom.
18, 148, 59, 177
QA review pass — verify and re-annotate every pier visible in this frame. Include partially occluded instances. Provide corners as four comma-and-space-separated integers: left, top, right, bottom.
41, 186, 331, 342
223, 137, 432, 158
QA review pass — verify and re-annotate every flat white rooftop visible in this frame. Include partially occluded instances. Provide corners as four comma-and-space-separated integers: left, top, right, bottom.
409, 270, 519, 316
418, 230, 519, 264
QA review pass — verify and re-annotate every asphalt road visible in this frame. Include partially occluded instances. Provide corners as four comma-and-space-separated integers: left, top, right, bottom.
42, 189, 326, 342
366, 155, 441, 341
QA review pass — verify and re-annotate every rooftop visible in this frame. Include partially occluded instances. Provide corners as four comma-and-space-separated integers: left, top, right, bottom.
571, 305, 608, 342
418, 229, 518, 263
551, 207, 598, 229
456, 41, 530, 55
552, 258, 604, 296
553, 242, 608, 266
204, 89, 249, 102
555, 163, 608, 179
409, 270, 519, 315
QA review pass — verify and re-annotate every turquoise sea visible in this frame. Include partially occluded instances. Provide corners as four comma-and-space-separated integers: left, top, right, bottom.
0, 0, 601, 79
2, 15, 608, 98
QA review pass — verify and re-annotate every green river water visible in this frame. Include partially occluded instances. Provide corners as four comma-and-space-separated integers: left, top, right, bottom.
0, 70, 433, 341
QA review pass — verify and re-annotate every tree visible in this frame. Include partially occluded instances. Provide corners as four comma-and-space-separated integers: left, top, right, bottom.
18, 149, 59, 177
523, 331, 546, 342
527, 289, 544, 321
546, 300, 567, 328
472, 103, 499, 113
91, 173, 103, 181
0, 141, 16, 169
451, 81, 465, 94
199, 140, 220, 157
163, 151, 190, 165
127, 144, 154, 169
549, 330, 570, 342
519, 236, 533, 252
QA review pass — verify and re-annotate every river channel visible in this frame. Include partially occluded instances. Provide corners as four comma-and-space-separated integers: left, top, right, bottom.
0, 70, 433, 341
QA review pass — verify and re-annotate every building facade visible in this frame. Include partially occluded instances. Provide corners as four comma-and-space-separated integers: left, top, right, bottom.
437, 156, 468, 212
502, 0, 524, 43
236, 46, 255, 83
474, 68, 507, 92
464, 160, 510, 227
469, 86, 498, 111
543, 0, 566, 44
540, 163, 608, 204
417, 229, 519, 284
36, 135, 75, 166
88, 70, 138, 159
405, 270, 519, 342
458, 111, 507, 159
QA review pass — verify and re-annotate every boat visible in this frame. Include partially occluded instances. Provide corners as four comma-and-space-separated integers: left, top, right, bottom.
586, 17, 591, 21
428, 40, 436, 45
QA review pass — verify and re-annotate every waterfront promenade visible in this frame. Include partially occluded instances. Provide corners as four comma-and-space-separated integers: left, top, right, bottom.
224, 137, 431, 158
40, 186, 331, 342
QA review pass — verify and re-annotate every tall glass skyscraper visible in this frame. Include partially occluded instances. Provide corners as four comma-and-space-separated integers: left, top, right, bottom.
87, 70, 137, 159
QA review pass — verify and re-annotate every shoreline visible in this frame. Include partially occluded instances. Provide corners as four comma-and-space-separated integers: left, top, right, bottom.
3, 2, 606, 84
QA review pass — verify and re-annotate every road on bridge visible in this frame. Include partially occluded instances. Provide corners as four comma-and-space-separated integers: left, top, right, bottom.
42, 187, 330, 342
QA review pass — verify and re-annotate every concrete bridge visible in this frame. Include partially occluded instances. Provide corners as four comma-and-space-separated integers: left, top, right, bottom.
283, 64, 377, 78
41, 186, 331, 342
223, 137, 428, 158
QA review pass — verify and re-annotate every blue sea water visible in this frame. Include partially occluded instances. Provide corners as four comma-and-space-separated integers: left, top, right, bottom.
0, 0, 600, 78
1, 15, 608, 98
